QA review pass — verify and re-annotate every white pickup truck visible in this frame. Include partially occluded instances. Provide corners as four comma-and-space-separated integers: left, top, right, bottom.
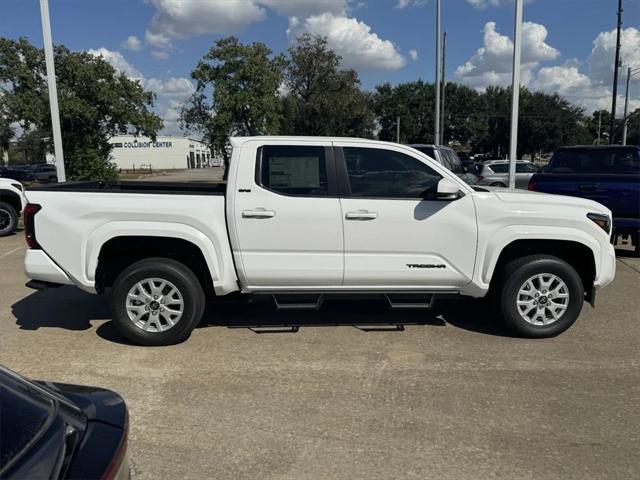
0, 177, 26, 236
23, 137, 616, 345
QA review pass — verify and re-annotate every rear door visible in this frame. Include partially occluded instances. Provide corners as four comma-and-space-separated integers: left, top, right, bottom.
232, 141, 344, 288
335, 142, 477, 288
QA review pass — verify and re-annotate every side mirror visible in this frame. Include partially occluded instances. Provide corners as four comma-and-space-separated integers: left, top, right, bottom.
436, 177, 463, 201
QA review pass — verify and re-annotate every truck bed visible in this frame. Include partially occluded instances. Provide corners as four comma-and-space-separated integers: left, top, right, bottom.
29, 180, 226, 196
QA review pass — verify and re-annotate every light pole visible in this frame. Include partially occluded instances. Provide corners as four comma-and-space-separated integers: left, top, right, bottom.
440, 31, 447, 145
434, 0, 441, 145
610, 0, 623, 144
508, 0, 524, 189
39, 0, 66, 182
622, 67, 640, 145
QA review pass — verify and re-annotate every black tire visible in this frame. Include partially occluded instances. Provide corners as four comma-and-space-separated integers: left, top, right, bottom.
498, 255, 584, 338
490, 182, 507, 188
0, 201, 18, 237
111, 257, 205, 346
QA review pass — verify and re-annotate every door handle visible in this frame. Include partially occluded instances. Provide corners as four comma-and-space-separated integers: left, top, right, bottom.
345, 211, 378, 221
243, 208, 276, 219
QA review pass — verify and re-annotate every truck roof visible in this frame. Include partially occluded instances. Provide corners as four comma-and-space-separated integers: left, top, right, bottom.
557, 145, 639, 150
230, 136, 401, 148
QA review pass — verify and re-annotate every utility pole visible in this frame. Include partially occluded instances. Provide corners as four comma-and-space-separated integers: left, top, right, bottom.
434, 0, 441, 145
597, 110, 602, 144
440, 31, 447, 145
609, 0, 623, 144
508, 0, 524, 189
39, 0, 66, 182
396, 116, 401, 143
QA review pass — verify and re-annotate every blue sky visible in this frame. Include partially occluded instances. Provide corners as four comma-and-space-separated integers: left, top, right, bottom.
1, 0, 639, 134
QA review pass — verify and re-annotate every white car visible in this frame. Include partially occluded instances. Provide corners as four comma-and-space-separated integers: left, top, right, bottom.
23, 137, 616, 345
0, 177, 26, 236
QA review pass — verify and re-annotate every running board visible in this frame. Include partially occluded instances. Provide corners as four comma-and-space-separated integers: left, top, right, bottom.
272, 294, 325, 311
384, 294, 435, 310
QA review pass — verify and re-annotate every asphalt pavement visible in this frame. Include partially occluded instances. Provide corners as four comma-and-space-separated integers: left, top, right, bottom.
1, 230, 639, 479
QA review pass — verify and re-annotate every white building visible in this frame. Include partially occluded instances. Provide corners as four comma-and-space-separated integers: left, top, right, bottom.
108, 135, 221, 171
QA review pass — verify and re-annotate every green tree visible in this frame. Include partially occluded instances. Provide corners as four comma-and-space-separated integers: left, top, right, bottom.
440, 82, 487, 146
373, 80, 435, 143
181, 37, 286, 175
281, 34, 374, 138
0, 37, 163, 180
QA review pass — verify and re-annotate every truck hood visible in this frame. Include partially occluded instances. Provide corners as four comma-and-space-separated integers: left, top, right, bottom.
489, 188, 611, 216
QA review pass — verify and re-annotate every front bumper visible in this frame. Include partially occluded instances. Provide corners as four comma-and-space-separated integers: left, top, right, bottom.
595, 242, 617, 290
24, 249, 74, 286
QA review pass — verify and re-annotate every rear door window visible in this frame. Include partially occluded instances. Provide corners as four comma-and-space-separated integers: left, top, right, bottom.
516, 163, 538, 173
489, 163, 508, 173
258, 145, 329, 196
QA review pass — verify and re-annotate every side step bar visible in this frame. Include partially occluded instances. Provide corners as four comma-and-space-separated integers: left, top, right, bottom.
272, 294, 325, 311
384, 294, 435, 310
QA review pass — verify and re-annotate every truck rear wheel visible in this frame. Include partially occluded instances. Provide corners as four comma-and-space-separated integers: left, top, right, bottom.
0, 201, 18, 237
498, 255, 584, 338
111, 258, 205, 346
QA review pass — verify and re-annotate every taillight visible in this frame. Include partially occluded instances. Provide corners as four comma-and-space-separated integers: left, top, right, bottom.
477, 175, 484, 182
23, 203, 41, 249
528, 179, 536, 191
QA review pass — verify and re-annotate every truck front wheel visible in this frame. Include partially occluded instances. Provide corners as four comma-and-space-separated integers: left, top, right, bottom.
111, 258, 205, 346
498, 255, 584, 338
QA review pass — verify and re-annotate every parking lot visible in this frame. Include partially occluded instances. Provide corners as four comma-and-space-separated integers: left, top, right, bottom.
1, 230, 639, 479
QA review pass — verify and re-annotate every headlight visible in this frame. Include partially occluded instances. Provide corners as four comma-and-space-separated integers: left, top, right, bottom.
587, 213, 611, 234
11, 182, 23, 191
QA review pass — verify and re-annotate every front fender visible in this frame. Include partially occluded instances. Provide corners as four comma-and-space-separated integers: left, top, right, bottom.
469, 225, 602, 295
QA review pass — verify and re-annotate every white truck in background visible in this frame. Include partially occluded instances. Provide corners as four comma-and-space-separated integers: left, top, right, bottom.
23, 136, 616, 345
0, 178, 26, 236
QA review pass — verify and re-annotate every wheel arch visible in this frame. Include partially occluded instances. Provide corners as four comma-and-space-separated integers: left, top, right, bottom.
0, 190, 22, 216
86, 222, 238, 296
488, 239, 597, 303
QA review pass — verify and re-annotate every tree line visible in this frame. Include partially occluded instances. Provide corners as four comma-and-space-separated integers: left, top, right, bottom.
1, 35, 638, 180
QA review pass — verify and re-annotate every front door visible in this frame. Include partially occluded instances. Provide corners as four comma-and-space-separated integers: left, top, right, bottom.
336, 143, 478, 289
232, 142, 344, 288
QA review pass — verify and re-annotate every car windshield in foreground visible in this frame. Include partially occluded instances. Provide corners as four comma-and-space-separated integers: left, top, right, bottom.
0, 370, 55, 473
549, 148, 640, 174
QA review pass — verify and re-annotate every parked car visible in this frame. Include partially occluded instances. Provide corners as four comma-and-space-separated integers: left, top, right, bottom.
408, 144, 479, 185
529, 145, 640, 256
0, 167, 35, 182
0, 178, 25, 236
30, 164, 58, 183
0, 365, 129, 479
476, 160, 540, 188
23, 136, 616, 344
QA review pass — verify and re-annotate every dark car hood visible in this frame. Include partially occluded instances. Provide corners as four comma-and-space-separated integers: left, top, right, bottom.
36, 381, 127, 429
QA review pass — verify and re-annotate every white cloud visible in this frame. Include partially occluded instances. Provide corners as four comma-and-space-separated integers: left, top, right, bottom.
455, 21, 559, 89
396, 0, 428, 8
288, 12, 406, 71
151, 50, 170, 60
87, 48, 144, 80
531, 28, 640, 115
87, 48, 194, 135
122, 35, 142, 51
409, 49, 418, 61
466, 0, 534, 8
589, 27, 640, 86
144, 0, 349, 50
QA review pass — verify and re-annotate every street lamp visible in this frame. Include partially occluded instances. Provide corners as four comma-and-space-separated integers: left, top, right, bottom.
622, 67, 640, 145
